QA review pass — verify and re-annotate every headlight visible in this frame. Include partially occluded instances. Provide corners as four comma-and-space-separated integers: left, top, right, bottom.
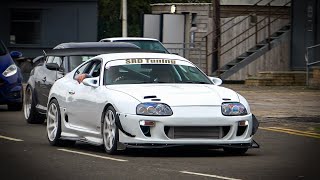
221, 102, 247, 116
136, 103, 173, 116
2, 64, 17, 77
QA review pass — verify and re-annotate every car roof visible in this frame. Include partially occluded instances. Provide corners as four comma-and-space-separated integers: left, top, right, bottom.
46, 42, 143, 56
53, 42, 139, 49
99, 37, 160, 42
96, 52, 189, 62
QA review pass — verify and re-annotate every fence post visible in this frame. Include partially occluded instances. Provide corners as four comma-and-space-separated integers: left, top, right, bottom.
268, 2, 271, 49
306, 48, 309, 86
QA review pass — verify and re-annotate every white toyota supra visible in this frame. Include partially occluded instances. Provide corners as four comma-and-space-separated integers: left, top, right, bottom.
47, 53, 259, 155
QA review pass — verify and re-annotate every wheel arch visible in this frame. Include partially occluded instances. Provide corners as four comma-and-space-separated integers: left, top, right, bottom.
48, 96, 58, 105
100, 103, 114, 124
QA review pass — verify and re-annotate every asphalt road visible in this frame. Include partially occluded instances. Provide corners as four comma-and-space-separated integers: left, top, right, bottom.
0, 106, 319, 180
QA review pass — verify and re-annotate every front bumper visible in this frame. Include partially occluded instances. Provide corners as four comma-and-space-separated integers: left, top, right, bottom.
124, 140, 260, 149
117, 106, 259, 147
0, 78, 23, 104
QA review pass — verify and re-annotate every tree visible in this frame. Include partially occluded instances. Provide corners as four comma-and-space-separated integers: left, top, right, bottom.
98, 0, 211, 39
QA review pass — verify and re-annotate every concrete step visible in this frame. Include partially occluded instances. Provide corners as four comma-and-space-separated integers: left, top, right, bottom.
245, 71, 306, 86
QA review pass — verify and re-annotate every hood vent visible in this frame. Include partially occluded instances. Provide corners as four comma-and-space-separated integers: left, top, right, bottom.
144, 95, 157, 99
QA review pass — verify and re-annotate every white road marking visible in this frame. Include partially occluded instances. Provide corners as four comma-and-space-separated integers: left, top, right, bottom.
0, 135, 23, 142
180, 171, 242, 180
57, 148, 128, 162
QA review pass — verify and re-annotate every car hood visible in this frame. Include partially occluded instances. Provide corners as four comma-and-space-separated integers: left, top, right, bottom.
107, 84, 239, 106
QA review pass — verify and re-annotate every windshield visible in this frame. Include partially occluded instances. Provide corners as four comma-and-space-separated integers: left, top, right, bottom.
114, 40, 169, 53
68, 55, 93, 71
103, 63, 212, 85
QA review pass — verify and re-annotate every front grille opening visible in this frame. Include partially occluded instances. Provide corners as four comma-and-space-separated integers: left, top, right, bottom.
9, 91, 21, 98
164, 126, 170, 135
140, 126, 151, 137
236, 126, 247, 136
164, 126, 230, 139
222, 126, 230, 137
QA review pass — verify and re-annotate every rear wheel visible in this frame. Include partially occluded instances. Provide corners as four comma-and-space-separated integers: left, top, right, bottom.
47, 99, 75, 146
223, 147, 248, 155
24, 86, 45, 124
102, 106, 119, 154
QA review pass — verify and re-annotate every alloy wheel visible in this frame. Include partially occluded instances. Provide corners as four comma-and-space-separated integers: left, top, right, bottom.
47, 103, 59, 141
23, 88, 32, 119
103, 110, 116, 150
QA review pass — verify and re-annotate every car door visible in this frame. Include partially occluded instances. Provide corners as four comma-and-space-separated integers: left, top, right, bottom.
66, 59, 102, 133
38, 56, 64, 110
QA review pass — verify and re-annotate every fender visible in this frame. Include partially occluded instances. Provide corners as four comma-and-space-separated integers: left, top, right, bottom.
251, 114, 259, 135
115, 113, 135, 137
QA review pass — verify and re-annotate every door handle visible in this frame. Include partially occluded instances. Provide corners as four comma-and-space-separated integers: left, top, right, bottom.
68, 90, 75, 95
42, 77, 46, 82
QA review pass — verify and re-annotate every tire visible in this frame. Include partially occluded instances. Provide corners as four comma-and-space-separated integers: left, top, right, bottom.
223, 147, 248, 155
24, 86, 45, 124
47, 99, 75, 146
102, 106, 119, 154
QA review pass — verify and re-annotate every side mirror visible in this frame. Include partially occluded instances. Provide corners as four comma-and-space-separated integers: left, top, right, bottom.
208, 76, 222, 86
82, 77, 99, 88
10, 51, 22, 59
46, 63, 60, 71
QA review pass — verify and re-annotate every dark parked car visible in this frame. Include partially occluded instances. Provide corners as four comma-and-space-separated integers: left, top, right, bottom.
24, 42, 141, 123
0, 40, 23, 111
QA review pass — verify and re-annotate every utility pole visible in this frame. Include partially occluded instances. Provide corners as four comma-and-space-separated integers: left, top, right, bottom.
122, 0, 128, 37
212, 0, 220, 73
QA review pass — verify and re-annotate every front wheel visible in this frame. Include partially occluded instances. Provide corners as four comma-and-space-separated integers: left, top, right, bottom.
102, 106, 119, 154
47, 99, 74, 146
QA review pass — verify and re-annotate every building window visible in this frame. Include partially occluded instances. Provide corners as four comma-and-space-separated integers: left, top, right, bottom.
10, 9, 41, 45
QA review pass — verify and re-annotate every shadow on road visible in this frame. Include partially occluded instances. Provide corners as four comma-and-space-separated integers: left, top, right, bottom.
70, 142, 259, 158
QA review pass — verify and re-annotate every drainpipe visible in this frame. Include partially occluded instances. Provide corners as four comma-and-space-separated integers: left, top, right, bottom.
122, 0, 127, 37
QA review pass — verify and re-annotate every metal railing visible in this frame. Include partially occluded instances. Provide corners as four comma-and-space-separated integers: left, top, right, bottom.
305, 44, 320, 86
204, 0, 291, 73
164, 42, 203, 68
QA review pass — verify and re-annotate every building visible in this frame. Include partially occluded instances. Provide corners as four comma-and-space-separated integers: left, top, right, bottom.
148, 0, 320, 82
0, 0, 98, 58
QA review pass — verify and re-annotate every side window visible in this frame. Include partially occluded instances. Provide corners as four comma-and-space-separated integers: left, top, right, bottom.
73, 60, 102, 80
46, 56, 62, 66
46, 56, 54, 63
91, 62, 101, 77
74, 62, 92, 79
52, 57, 63, 67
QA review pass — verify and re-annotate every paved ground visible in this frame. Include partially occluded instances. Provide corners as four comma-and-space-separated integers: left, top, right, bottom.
224, 85, 320, 133
0, 85, 320, 180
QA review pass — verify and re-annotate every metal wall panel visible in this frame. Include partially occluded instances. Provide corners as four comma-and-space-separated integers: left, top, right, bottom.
162, 14, 185, 45
291, 0, 318, 69
143, 14, 161, 40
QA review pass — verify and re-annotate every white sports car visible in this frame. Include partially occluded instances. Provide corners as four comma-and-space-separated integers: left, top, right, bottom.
47, 53, 259, 155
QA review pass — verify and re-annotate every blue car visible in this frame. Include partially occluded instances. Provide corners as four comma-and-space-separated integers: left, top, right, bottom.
0, 40, 23, 111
